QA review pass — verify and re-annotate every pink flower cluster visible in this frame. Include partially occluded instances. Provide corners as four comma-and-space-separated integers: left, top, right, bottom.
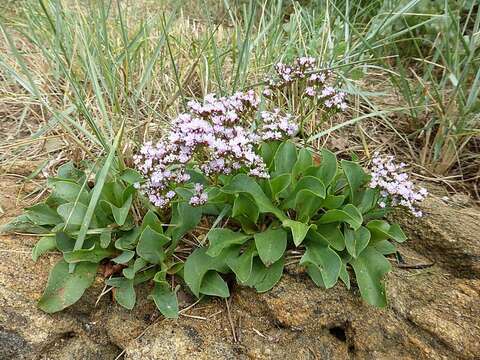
369, 153, 428, 217
263, 57, 347, 112
273, 57, 316, 82
135, 91, 294, 208
258, 109, 298, 141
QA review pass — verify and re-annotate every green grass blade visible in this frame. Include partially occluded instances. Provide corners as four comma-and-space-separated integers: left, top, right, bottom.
69, 120, 125, 273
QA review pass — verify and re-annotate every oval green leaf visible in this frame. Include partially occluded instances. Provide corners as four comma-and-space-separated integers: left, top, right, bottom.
254, 228, 287, 266
206, 228, 251, 257
38, 260, 98, 313
350, 246, 391, 307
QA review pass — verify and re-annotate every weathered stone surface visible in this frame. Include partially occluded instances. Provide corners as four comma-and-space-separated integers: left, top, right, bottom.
0, 232, 122, 359
393, 193, 480, 278
0, 179, 121, 360
119, 259, 479, 360
1, 177, 479, 359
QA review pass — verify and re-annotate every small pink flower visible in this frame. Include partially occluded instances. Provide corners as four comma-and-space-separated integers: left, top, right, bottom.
369, 153, 427, 217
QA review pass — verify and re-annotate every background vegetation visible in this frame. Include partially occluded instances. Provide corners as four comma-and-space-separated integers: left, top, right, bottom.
0, 0, 478, 199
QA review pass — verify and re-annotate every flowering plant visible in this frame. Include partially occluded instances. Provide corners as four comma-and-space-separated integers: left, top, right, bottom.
2, 58, 427, 317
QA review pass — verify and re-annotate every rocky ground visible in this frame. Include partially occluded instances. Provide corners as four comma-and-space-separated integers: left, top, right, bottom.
1, 168, 479, 360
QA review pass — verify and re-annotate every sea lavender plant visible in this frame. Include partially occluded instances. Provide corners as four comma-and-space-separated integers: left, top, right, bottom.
3, 55, 431, 317
369, 152, 428, 217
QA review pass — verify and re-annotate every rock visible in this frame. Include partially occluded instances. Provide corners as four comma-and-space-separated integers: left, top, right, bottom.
0, 179, 121, 360
125, 320, 245, 360
0, 232, 122, 360
99, 285, 157, 349
1, 177, 479, 359
118, 196, 480, 360
392, 194, 480, 278
37, 336, 120, 360
120, 259, 479, 360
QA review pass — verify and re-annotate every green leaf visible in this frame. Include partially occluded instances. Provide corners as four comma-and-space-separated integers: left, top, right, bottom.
183, 247, 232, 297
288, 176, 326, 219
374, 240, 397, 255
249, 257, 285, 293
32, 236, 57, 261
101, 181, 125, 206
106, 277, 136, 310
301, 240, 342, 288
366, 220, 407, 243
122, 185, 136, 204
57, 162, 86, 183
186, 168, 209, 185
350, 246, 391, 307
137, 226, 170, 264
120, 168, 143, 185
57, 202, 88, 227
226, 243, 256, 282
153, 269, 168, 285
282, 219, 314, 246
222, 174, 286, 220
206, 228, 251, 257
123, 258, 147, 279
142, 210, 164, 233
273, 141, 297, 175
49, 180, 90, 205
254, 228, 287, 266
292, 148, 313, 178
167, 202, 202, 242
315, 224, 345, 251
63, 244, 114, 264
167, 262, 184, 275
344, 226, 371, 258
100, 229, 111, 248
269, 174, 291, 200
318, 204, 363, 230
293, 176, 326, 198
339, 261, 351, 289
232, 193, 259, 223
38, 260, 97, 313
317, 149, 337, 186
341, 160, 367, 204
358, 188, 378, 214
293, 190, 322, 221
149, 283, 179, 319
322, 195, 345, 210
235, 216, 258, 235
115, 227, 141, 250
0, 214, 49, 234
200, 271, 230, 297
133, 268, 157, 285
55, 232, 74, 252
366, 220, 390, 241
260, 142, 278, 168
25, 203, 62, 225
112, 250, 135, 264
388, 224, 407, 243
104, 195, 132, 226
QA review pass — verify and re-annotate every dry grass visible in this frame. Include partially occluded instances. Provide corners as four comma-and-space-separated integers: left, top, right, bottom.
0, 0, 478, 204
